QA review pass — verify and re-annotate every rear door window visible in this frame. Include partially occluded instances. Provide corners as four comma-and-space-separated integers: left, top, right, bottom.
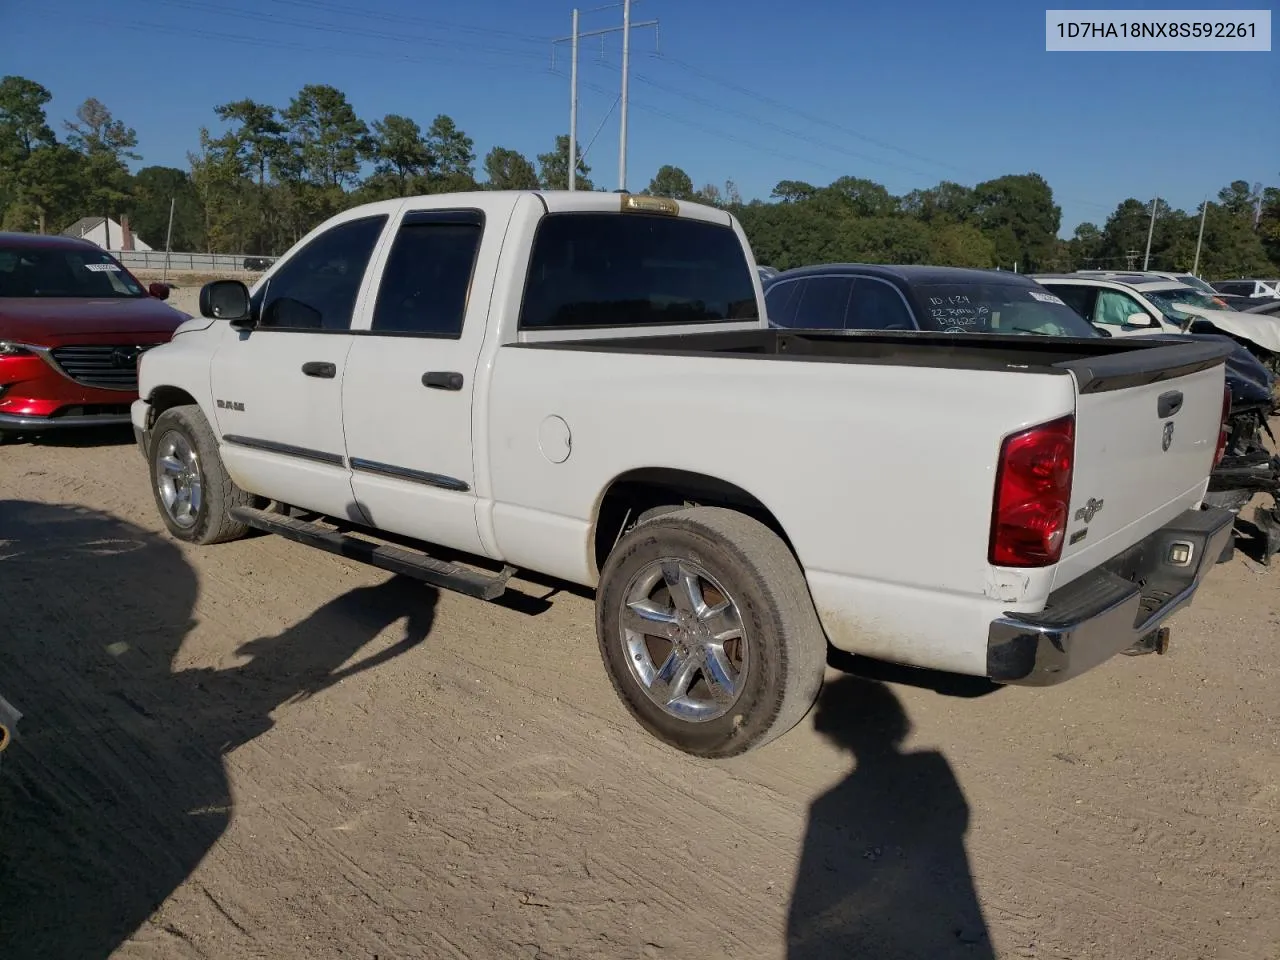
790, 277, 854, 329
845, 278, 915, 330
519, 213, 758, 329
371, 211, 483, 338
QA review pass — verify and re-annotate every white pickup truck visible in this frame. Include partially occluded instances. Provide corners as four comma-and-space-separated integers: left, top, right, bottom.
132, 190, 1235, 757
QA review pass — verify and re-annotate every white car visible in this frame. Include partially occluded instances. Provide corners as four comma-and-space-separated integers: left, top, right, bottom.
1035, 274, 1280, 370
1074, 270, 1223, 299
1212, 279, 1280, 300
130, 190, 1234, 756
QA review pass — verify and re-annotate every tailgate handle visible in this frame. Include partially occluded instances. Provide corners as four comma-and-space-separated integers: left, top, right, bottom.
1157, 390, 1183, 418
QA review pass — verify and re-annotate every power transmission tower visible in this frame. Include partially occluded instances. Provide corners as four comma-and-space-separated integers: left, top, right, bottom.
552, 4, 658, 191
1125, 249, 1138, 271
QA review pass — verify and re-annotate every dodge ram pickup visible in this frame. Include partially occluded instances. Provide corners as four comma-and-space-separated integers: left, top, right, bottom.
132, 190, 1235, 757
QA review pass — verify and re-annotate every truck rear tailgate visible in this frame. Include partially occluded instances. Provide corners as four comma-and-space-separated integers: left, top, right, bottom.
1053, 341, 1230, 589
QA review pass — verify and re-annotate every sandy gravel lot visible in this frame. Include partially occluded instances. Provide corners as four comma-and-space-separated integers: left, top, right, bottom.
1, 426, 1278, 960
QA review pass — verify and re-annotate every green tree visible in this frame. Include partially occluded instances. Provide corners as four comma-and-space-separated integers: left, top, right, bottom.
483, 146, 538, 190
901, 181, 975, 224
971, 173, 1060, 270
0, 76, 56, 163
769, 179, 817, 203
1, 143, 83, 234
64, 97, 139, 239
537, 134, 591, 191
282, 84, 371, 189
646, 164, 694, 200
821, 176, 898, 217
128, 165, 203, 251
424, 114, 475, 185
213, 99, 285, 253
927, 222, 996, 268
371, 114, 431, 195
0, 76, 69, 233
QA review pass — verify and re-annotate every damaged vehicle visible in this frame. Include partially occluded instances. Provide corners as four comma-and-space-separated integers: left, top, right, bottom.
763, 264, 1280, 565
1034, 273, 1280, 377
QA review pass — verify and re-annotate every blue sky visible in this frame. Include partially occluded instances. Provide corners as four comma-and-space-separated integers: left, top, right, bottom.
2, 0, 1275, 234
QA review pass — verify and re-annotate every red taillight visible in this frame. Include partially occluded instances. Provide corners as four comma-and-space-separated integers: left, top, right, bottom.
1214, 385, 1231, 467
989, 415, 1075, 568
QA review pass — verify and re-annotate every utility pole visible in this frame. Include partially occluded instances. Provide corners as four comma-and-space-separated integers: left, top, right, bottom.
618, 0, 632, 192
163, 197, 176, 283
569, 8, 579, 190
1192, 198, 1208, 276
1142, 196, 1158, 270
552, 4, 657, 192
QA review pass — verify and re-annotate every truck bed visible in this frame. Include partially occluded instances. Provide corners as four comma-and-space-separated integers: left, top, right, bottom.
520, 329, 1232, 394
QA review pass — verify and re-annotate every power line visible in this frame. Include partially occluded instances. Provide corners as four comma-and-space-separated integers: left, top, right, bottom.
100, 19, 561, 83
140, 0, 551, 61
259, 0, 551, 44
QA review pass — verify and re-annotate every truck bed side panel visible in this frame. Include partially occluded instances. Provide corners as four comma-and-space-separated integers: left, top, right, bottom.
484, 345, 1076, 674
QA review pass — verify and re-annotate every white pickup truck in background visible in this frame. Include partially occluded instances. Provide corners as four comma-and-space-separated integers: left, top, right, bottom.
132, 190, 1235, 757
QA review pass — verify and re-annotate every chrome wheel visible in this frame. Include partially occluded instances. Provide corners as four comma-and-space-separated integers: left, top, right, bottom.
154, 429, 203, 529
619, 558, 748, 722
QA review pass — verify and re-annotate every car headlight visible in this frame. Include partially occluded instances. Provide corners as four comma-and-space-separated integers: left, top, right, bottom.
0, 341, 35, 357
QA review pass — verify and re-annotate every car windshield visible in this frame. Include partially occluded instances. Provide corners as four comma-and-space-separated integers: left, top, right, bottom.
0, 245, 145, 298
1145, 288, 1220, 316
1173, 274, 1218, 296
911, 282, 1099, 337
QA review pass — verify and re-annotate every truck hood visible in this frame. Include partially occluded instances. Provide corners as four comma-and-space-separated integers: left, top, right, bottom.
0, 297, 187, 345
1175, 304, 1280, 354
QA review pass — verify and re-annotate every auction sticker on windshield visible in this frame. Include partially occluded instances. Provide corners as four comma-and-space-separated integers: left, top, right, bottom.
1029, 291, 1067, 305
1046, 9, 1271, 51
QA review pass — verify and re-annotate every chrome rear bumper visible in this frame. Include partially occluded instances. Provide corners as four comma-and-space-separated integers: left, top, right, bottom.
987, 506, 1234, 685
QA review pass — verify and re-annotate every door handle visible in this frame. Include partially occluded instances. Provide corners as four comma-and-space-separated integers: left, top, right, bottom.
1157, 390, 1183, 418
422, 371, 464, 391
302, 361, 337, 379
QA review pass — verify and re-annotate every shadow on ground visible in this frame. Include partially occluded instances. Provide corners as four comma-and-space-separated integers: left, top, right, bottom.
828, 646, 1003, 699
0, 499, 436, 960
0, 424, 136, 449
787, 675, 993, 959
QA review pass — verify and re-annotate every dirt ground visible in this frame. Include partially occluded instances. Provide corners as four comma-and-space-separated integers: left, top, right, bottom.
1, 428, 1278, 960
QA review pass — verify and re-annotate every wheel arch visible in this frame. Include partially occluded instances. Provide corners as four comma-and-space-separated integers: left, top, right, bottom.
591, 467, 796, 575
144, 385, 200, 428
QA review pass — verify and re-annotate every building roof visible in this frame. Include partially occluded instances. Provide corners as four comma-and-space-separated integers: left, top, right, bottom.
61, 216, 109, 239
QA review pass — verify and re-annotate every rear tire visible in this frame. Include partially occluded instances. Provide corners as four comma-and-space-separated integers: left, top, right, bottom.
595, 506, 826, 758
148, 405, 261, 545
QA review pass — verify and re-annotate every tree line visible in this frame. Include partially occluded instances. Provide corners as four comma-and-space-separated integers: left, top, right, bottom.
1, 74, 1276, 278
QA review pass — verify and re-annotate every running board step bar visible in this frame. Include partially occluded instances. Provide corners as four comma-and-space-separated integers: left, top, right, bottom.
229, 506, 515, 601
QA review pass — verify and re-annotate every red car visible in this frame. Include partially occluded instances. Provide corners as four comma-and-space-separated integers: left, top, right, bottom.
0, 233, 187, 438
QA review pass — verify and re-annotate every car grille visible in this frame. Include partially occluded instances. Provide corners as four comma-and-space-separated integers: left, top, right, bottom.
48, 344, 158, 391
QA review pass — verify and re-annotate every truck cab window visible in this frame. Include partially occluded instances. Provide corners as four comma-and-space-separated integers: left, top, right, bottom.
519, 213, 758, 329
259, 215, 387, 331
372, 215, 483, 337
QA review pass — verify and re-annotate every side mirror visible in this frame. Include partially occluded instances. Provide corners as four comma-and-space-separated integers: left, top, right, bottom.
199, 279, 253, 326
1125, 312, 1156, 327
148, 281, 171, 301
1092, 324, 1113, 337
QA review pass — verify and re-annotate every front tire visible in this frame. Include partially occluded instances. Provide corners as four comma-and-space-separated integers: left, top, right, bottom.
595, 506, 827, 758
148, 405, 260, 544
